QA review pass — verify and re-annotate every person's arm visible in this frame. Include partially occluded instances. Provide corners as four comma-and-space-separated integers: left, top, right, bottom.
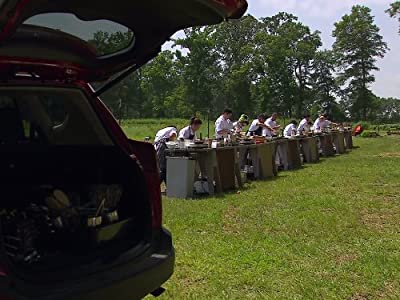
265, 119, 279, 131
258, 121, 267, 128
270, 121, 281, 130
178, 128, 186, 140
297, 122, 304, 134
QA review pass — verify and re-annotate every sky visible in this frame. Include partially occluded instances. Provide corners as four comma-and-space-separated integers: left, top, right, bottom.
246, 0, 400, 98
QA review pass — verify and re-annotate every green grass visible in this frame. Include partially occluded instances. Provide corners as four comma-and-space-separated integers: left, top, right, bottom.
143, 136, 400, 299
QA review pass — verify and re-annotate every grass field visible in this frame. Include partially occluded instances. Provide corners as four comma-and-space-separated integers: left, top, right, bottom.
136, 135, 400, 299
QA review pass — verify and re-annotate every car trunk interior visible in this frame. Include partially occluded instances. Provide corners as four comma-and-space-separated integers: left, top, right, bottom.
0, 87, 152, 279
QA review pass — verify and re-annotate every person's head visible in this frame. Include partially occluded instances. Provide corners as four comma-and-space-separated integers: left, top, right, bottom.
169, 132, 177, 141
257, 113, 266, 123
190, 117, 203, 132
222, 108, 233, 120
271, 112, 278, 121
239, 114, 249, 125
290, 120, 298, 126
303, 114, 311, 122
319, 115, 325, 121
168, 126, 177, 141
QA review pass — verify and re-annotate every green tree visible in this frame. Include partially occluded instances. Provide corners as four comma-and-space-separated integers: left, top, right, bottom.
173, 27, 221, 117
89, 30, 142, 117
89, 30, 134, 56
310, 50, 343, 119
258, 13, 321, 118
139, 51, 184, 118
212, 15, 262, 117
386, 1, 400, 32
375, 97, 400, 123
333, 5, 388, 121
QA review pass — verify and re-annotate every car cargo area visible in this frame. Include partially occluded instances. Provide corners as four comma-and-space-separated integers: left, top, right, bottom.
0, 88, 152, 279
0, 146, 151, 276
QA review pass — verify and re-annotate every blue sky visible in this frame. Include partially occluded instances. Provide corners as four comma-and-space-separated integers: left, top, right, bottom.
247, 0, 400, 98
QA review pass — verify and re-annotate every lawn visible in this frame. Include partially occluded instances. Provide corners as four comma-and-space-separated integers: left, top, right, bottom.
139, 136, 400, 299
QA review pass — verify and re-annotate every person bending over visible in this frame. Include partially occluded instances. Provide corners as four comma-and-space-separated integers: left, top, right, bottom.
154, 126, 177, 183
284, 120, 298, 137
179, 117, 202, 140
297, 114, 311, 134
263, 112, 281, 137
247, 113, 268, 136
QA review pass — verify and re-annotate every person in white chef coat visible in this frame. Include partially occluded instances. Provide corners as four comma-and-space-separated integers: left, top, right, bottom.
247, 114, 268, 136
154, 126, 177, 183
313, 115, 334, 132
313, 115, 324, 132
215, 108, 233, 139
263, 112, 280, 137
284, 120, 298, 137
297, 114, 311, 134
179, 117, 203, 140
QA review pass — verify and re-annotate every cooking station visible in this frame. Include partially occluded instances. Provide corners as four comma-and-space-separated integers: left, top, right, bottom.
164, 130, 353, 199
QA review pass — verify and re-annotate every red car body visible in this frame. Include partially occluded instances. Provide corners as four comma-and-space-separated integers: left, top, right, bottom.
0, 1, 247, 299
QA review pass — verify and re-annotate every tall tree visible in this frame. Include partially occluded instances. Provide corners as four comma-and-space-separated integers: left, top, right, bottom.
212, 15, 261, 117
139, 51, 184, 118
333, 5, 388, 120
173, 27, 221, 117
310, 50, 341, 118
386, 1, 400, 32
259, 13, 321, 117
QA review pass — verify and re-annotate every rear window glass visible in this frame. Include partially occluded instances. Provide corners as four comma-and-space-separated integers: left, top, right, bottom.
40, 97, 68, 126
0, 89, 113, 146
24, 13, 134, 57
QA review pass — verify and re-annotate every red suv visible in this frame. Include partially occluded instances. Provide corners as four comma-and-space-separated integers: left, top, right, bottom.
0, 1, 247, 299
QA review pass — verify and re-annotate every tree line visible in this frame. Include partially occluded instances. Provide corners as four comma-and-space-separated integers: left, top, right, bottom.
96, 4, 400, 123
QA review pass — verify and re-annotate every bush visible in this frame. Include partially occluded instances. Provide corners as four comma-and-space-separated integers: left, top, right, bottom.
352, 122, 400, 132
360, 131, 380, 138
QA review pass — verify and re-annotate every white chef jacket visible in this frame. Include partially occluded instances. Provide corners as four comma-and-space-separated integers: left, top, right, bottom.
154, 127, 177, 143
297, 118, 309, 134
313, 118, 322, 131
263, 117, 276, 137
178, 126, 196, 140
284, 124, 296, 137
313, 118, 330, 131
322, 119, 331, 129
247, 119, 261, 135
215, 115, 233, 139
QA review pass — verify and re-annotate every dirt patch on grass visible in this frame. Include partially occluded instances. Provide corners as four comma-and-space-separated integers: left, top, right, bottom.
379, 194, 399, 203
360, 208, 397, 231
222, 205, 243, 235
376, 281, 399, 299
335, 253, 359, 266
349, 294, 369, 300
375, 152, 400, 158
